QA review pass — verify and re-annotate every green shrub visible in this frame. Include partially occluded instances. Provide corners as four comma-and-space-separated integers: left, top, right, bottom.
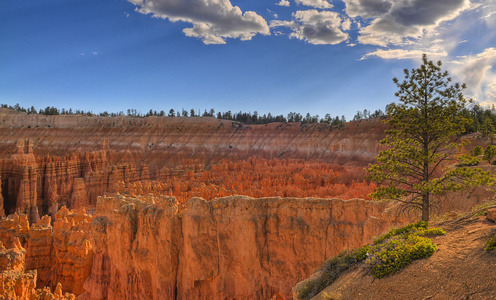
353, 245, 371, 261
456, 154, 480, 167
296, 246, 371, 299
484, 232, 496, 251
373, 221, 428, 245
471, 146, 484, 157
368, 235, 437, 278
420, 228, 447, 236
369, 222, 444, 278
484, 145, 496, 163
297, 222, 445, 299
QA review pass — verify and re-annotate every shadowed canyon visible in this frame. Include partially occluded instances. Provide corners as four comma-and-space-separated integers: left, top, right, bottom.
1, 108, 482, 299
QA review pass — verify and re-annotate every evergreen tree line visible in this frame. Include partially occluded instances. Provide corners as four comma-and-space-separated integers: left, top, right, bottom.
3, 102, 496, 133
2, 103, 354, 125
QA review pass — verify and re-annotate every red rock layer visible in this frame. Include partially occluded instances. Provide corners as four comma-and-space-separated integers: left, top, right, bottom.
0, 110, 386, 168
0, 208, 93, 296
0, 109, 388, 220
0, 139, 151, 221
0, 236, 76, 299
79, 194, 407, 300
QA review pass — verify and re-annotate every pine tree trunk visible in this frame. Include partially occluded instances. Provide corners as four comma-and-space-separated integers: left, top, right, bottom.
422, 193, 430, 222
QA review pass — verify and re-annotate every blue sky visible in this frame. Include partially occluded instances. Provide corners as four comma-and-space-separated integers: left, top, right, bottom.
1, 0, 495, 119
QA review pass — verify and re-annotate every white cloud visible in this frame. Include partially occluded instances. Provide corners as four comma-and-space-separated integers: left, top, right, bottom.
360, 49, 447, 61
341, 18, 352, 31
80, 51, 100, 56
343, 0, 472, 47
277, 0, 290, 7
270, 10, 349, 45
343, 0, 392, 19
295, 0, 332, 9
450, 48, 496, 105
267, 9, 278, 19
128, 0, 270, 44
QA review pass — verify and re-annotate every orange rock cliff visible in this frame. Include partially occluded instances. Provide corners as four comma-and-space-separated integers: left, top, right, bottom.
80, 194, 406, 300
0, 109, 412, 299
0, 109, 387, 220
0, 195, 406, 299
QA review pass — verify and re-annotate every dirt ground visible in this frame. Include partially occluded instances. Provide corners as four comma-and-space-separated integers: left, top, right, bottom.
313, 216, 496, 300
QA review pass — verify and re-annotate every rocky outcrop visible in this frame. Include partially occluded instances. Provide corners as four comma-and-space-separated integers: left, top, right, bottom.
79, 194, 406, 300
0, 208, 93, 296
0, 110, 387, 169
487, 208, 496, 222
81, 194, 180, 300
0, 237, 76, 300
0, 139, 148, 221
51, 207, 93, 295
0, 110, 388, 220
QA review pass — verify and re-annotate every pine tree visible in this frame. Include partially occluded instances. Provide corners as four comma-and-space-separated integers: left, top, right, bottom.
367, 54, 489, 222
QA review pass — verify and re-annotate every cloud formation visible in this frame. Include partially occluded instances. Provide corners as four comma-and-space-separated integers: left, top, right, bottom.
345, 0, 471, 47
360, 49, 447, 61
295, 0, 332, 9
451, 48, 496, 105
343, 0, 392, 19
277, 0, 290, 7
271, 10, 349, 45
128, 0, 270, 44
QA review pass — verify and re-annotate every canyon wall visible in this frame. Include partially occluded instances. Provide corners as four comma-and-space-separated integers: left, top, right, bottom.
0, 109, 386, 168
0, 208, 93, 297
0, 219, 78, 300
80, 194, 406, 300
0, 109, 387, 221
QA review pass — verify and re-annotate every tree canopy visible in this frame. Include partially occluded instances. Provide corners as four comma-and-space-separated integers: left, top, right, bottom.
367, 54, 489, 222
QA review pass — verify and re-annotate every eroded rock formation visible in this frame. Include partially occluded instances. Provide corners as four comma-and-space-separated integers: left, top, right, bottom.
0, 237, 76, 300
79, 194, 406, 300
0, 109, 388, 221
0, 208, 93, 297
0, 112, 386, 221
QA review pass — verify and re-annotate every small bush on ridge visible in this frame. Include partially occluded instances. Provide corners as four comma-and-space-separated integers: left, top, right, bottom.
485, 232, 496, 251
297, 222, 445, 299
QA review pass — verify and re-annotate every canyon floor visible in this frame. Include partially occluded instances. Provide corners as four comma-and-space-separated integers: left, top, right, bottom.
308, 215, 496, 300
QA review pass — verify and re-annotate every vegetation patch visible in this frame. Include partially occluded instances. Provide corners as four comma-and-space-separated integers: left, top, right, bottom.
484, 231, 496, 251
470, 201, 496, 217
456, 154, 480, 167
296, 247, 369, 300
368, 221, 444, 278
297, 221, 445, 300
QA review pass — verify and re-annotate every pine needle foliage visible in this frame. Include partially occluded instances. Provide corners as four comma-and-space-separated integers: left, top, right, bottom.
367, 54, 490, 222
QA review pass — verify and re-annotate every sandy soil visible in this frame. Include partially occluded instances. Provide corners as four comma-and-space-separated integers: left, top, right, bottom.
313, 216, 496, 300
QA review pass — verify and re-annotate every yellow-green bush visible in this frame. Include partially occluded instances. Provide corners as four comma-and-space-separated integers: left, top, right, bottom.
296, 247, 369, 300
373, 221, 428, 244
368, 235, 437, 278
484, 232, 496, 251
296, 222, 445, 300
368, 221, 444, 278
456, 154, 481, 167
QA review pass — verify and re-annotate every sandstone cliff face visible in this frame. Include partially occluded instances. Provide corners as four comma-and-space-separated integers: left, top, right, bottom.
0, 109, 388, 220
0, 138, 149, 221
0, 208, 93, 296
80, 194, 406, 300
0, 236, 76, 300
0, 111, 386, 168
81, 194, 180, 300
51, 207, 93, 295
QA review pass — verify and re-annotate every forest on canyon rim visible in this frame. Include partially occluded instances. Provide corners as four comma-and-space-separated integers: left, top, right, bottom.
0, 94, 495, 299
